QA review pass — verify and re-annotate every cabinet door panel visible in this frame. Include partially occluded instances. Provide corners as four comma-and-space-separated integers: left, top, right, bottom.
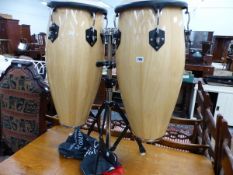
0, 21, 7, 39
214, 93, 233, 126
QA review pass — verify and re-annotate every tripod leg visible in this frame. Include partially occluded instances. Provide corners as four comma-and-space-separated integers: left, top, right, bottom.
105, 105, 111, 148
110, 126, 129, 152
100, 104, 108, 137
134, 137, 146, 155
113, 102, 146, 155
88, 103, 105, 135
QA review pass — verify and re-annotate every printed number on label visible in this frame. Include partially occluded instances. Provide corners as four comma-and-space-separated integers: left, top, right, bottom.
136, 57, 144, 63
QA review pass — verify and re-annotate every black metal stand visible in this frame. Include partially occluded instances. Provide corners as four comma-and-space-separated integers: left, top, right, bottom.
88, 100, 146, 154
87, 28, 145, 175
88, 28, 145, 153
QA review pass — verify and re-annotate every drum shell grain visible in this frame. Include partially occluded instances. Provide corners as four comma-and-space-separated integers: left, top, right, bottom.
116, 7, 185, 140
46, 8, 104, 127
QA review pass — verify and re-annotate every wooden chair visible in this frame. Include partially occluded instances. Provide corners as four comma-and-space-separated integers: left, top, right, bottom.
197, 81, 223, 174
217, 115, 233, 175
154, 116, 208, 154
0, 60, 49, 153
152, 81, 211, 154
160, 81, 225, 174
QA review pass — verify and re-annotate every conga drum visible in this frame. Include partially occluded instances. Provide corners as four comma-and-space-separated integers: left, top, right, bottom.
46, 1, 107, 127
115, 0, 188, 141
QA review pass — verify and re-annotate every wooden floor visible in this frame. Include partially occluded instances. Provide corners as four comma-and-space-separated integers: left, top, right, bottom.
0, 156, 8, 163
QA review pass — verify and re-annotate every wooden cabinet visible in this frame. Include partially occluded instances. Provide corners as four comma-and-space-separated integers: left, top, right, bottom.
212, 36, 233, 62
0, 39, 10, 54
20, 24, 31, 43
185, 64, 214, 77
214, 93, 233, 126
0, 17, 20, 54
0, 20, 8, 39
190, 84, 233, 126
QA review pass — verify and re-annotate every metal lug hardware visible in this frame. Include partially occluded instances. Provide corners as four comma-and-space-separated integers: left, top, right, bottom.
149, 28, 165, 51
113, 29, 121, 49
184, 29, 192, 44
86, 27, 97, 47
48, 23, 59, 43
100, 32, 105, 44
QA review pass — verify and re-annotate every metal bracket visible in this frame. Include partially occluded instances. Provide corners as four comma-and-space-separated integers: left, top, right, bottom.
185, 29, 192, 43
100, 32, 105, 44
113, 29, 121, 49
86, 27, 97, 47
48, 23, 59, 43
149, 28, 165, 51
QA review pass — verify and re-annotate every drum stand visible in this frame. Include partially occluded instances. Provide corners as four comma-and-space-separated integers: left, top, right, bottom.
87, 28, 145, 173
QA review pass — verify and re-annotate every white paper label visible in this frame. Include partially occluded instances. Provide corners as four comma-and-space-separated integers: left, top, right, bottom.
136, 57, 144, 63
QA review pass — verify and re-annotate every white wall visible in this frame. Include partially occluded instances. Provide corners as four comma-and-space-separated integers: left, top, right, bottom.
188, 0, 233, 35
0, 0, 233, 35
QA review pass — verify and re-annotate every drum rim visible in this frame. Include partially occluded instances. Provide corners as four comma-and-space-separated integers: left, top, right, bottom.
48, 1, 107, 15
115, 0, 188, 13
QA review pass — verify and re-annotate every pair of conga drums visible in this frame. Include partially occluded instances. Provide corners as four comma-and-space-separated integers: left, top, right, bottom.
46, 0, 188, 141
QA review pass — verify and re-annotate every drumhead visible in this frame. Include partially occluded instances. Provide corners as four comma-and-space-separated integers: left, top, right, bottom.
115, 0, 188, 13
48, 0, 108, 15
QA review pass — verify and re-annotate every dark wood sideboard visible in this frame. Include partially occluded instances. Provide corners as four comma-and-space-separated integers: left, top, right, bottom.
185, 64, 214, 77
0, 17, 20, 54
20, 24, 31, 43
212, 35, 233, 62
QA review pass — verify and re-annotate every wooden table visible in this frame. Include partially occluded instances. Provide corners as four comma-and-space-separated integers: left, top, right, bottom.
185, 64, 214, 77
0, 126, 214, 175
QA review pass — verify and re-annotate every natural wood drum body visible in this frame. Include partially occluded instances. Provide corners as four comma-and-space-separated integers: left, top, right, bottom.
116, 8, 185, 141
46, 8, 104, 127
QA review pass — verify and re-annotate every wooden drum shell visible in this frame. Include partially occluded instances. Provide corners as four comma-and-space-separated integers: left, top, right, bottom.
116, 8, 185, 141
46, 8, 104, 127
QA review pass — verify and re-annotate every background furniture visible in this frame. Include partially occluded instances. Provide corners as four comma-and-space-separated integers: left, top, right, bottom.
197, 83, 219, 174
0, 39, 10, 54
217, 115, 233, 175
0, 60, 49, 152
212, 36, 233, 62
154, 116, 207, 154
189, 31, 214, 50
0, 15, 45, 59
19, 24, 31, 43
0, 17, 20, 54
185, 64, 214, 77
28, 33, 46, 60
175, 81, 195, 118
186, 31, 214, 65
190, 84, 233, 126
227, 55, 233, 71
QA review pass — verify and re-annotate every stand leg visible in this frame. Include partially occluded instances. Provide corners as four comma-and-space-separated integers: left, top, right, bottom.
101, 104, 108, 136
105, 104, 111, 148
88, 103, 105, 135
94, 138, 106, 175
94, 107, 109, 175
110, 125, 129, 152
134, 137, 146, 155
112, 103, 146, 155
